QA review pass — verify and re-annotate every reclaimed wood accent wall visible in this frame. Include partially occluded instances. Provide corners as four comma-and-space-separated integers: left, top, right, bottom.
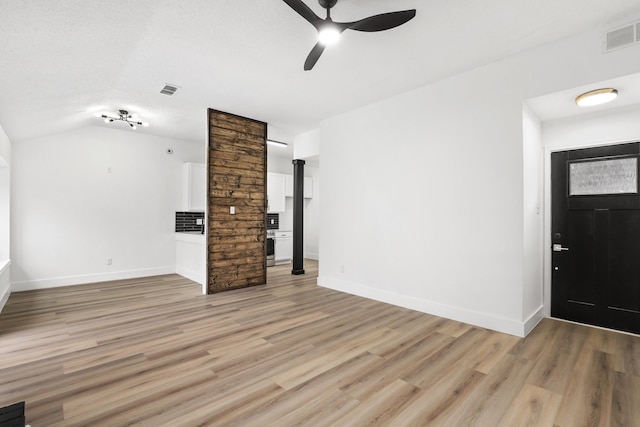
207, 109, 267, 293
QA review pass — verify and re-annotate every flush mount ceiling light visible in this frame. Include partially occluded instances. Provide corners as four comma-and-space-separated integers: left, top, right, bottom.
267, 139, 288, 148
99, 110, 149, 129
575, 88, 619, 107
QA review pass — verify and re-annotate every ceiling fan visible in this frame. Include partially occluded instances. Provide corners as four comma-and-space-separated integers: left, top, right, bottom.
283, 0, 416, 70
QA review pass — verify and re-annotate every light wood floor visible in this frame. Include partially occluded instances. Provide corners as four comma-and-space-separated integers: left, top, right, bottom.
1, 260, 639, 426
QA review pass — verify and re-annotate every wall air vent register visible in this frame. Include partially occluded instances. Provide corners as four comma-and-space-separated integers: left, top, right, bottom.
160, 84, 179, 96
605, 20, 640, 52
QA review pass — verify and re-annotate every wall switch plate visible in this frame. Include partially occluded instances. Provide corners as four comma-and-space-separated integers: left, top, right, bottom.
107, 258, 112, 265
230, 206, 235, 214
196, 218, 203, 225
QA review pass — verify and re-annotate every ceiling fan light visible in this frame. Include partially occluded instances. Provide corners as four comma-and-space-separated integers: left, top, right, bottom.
575, 88, 618, 107
318, 25, 341, 45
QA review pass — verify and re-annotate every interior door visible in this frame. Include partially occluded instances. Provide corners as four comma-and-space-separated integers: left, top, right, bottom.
551, 142, 640, 335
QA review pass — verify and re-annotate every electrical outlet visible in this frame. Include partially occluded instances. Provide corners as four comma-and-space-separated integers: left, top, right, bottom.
107, 258, 112, 265
196, 218, 203, 225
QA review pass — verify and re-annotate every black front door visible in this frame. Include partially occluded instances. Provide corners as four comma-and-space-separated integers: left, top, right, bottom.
551, 142, 640, 334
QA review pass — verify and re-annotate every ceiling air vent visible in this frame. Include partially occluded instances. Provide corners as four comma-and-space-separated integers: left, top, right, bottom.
605, 22, 637, 52
160, 84, 179, 96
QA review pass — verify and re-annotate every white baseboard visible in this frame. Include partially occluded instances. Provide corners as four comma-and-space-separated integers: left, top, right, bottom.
175, 266, 205, 286
304, 252, 319, 260
0, 259, 10, 313
0, 288, 10, 313
11, 266, 176, 292
317, 276, 535, 338
523, 305, 544, 336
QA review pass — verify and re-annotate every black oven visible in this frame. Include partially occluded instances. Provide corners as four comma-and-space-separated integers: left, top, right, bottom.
266, 231, 275, 267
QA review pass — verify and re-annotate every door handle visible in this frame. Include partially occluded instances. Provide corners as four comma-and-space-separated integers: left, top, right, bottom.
553, 244, 569, 252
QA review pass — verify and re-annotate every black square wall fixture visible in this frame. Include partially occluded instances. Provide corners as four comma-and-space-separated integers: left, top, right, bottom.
267, 213, 279, 230
0, 401, 25, 427
175, 211, 205, 232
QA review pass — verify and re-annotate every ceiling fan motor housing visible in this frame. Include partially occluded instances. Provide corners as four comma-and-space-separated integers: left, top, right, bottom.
318, 0, 337, 9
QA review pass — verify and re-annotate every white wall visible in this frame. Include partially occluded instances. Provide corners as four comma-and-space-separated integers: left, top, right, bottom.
0, 124, 10, 260
541, 104, 640, 313
304, 165, 320, 260
317, 27, 640, 336
267, 155, 298, 175
11, 126, 204, 290
291, 130, 320, 259
294, 129, 320, 167
543, 105, 640, 150
0, 123, 11, 312
522, 105, 544, 333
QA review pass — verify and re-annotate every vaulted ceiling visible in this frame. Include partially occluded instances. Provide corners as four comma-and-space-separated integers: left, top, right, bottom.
1, 0, 639, 144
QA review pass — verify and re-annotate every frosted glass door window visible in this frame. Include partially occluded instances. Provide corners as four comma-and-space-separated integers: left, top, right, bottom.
569, 157, 638, 196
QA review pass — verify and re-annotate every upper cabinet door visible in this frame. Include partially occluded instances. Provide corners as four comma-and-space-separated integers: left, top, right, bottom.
267, 172, 286, 213
183, 163, 206, 211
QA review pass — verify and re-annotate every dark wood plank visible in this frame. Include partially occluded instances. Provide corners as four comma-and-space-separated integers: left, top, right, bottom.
208, 109, 266, 294
209, 111, 265, 137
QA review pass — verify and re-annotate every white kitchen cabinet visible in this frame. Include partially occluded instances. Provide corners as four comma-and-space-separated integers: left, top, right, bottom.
285, 175, 313, 199
182, 163, 206, 211
267, 172, 286, 213
175, 233, 206, 291
274, 231, 293, 264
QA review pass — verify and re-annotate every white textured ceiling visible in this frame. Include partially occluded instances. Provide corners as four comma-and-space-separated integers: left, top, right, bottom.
1, 0, 640, 144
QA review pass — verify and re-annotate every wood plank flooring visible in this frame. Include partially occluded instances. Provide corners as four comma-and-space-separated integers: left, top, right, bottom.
1, 260, 639, 426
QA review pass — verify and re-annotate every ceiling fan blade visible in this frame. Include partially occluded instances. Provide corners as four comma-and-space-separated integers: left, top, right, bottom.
347, 9, 416, 32
283, 0, 322, 28
304, 42, 326, 70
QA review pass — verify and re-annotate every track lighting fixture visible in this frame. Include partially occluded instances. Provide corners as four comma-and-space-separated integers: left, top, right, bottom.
267, 139, 288, 148
99, 110, 149, 129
